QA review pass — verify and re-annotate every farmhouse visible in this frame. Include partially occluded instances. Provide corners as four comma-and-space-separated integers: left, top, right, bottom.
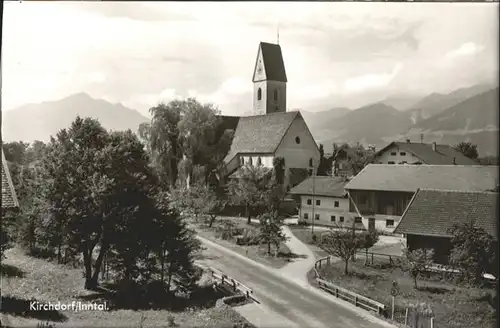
344, 164, 499, 233
2, 149, 19, 215
289, 176, 356, 228
394, 189, 498, 265
372, 140, 478, 165
221, 42, 320, 189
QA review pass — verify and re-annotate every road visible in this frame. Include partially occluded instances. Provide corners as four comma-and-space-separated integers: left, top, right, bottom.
197, 237, 395, 328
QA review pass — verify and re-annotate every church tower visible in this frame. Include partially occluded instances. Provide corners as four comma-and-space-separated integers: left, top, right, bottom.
252, 42, 287, 115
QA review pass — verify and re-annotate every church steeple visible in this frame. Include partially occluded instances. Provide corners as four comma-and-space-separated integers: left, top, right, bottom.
252, 42, 287, 115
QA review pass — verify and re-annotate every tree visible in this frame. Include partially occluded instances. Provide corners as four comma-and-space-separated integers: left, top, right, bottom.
148, 98, 234, 188
448, 221, 496, 285
454, 141, 479, 160
350, 146, 375, 175
318, 224, 365, 275
317, 144, 329, 176
227, 164, 273, 224
400, 248, 434, 289
259, 212, 288, 256
360, 230, 379, 265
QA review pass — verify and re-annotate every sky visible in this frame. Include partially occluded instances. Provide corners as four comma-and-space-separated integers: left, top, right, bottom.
2, 2, 498, 117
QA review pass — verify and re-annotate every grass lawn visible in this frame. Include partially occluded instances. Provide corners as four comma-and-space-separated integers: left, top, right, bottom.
192, 217, 295, 269
0, 247, 255, 328
315, 260, 496, 328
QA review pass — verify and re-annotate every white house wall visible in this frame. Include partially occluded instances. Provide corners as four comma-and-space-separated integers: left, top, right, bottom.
275, 116, 320, 169
298, 195, 351, 227
374, 145, 423, 164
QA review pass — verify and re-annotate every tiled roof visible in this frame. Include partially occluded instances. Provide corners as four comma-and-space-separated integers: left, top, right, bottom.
224, 111, 300, 163
288, 168, 309, 188
257, 42, 287, 82
394, 189, 498, 239
289, 176, 348, 198
345, 164, 498, 192
2, 149, 19, 209
374, 141, 478, 165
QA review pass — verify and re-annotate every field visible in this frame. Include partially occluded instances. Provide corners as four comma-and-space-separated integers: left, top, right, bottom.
0, 247, 255, 328
314, 260, 496, 328
192, 216, 295, 269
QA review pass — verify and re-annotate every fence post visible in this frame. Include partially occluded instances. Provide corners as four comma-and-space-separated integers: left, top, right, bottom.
430, 317, 434, 328
327, 257, 330, 265
221, 275, 225, 285
391, 296, 395, 320
335, 288, 339, 298
371, 253, 374, 265
354, 296, 358, 307
404, 308, 408, 325
390, 256, 393, 266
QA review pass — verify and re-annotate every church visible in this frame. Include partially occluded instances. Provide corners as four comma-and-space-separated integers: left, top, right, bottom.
220, 42, 321, 189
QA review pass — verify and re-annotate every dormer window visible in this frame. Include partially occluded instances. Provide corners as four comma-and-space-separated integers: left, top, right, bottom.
257, 88, 262, 101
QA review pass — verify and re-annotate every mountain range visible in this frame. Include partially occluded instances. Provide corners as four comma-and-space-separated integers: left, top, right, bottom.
1, 84, 498, 156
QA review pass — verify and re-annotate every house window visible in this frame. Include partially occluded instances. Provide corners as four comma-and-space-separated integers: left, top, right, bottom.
295, 136, 301, 144
257, 88, 262, 100
339, 216, 345, 223
316, 199, 321, 206
354, 217, 362, 224
240, 156, 244, 165
315, 214, 320, 220
248, 157, 253, 166
273, 89, 278, 101
309, 158, 313, 167
390, 152, 397, 156
257, 156, 262, 166
334, 201, 339, 208
304, 213, 309, 220
388, 161, 395, 164
330, 215, 336, 222
307, 199, 312, 205
400, 152, 406, 156
386, 220, 394, 227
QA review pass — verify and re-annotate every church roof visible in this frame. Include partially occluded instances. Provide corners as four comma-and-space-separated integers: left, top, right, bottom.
256, 42, 287, 82
224, 111, 300, 163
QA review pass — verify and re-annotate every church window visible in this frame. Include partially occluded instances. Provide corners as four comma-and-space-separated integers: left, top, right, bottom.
295, 137, 301, 144
309, 158, 313, 167
273, 89, 278, 101
248, 157, 253, 166
257, 157, 262, 166
257, 88, 262, 101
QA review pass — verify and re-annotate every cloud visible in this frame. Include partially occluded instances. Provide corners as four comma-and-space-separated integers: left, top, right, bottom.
2, 2, 497, 115
343, 63, 403, 94
445, 42, 485, 59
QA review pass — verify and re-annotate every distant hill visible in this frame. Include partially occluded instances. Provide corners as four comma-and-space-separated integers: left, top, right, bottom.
380, 94, 423, 111
300, 107, 350, 129
312, 103, 413, 148
398, 87, 499, 155
2, 93, 150, 142
407, 83, 495, 123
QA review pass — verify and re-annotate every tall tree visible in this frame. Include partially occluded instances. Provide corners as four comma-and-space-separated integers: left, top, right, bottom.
316, 144, 329, 176
454, 141, 479, 160
227, 164, 273, 224
449, 221, 495, 285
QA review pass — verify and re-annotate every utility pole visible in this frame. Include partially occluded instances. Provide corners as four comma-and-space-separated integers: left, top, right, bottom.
311, 160, 316, 237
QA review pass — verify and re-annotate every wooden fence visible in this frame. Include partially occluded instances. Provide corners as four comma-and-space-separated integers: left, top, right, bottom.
353, 251, 402, 266
316, 278, 386, 315
313, 256, 386, 315
200, 265, 257, 302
